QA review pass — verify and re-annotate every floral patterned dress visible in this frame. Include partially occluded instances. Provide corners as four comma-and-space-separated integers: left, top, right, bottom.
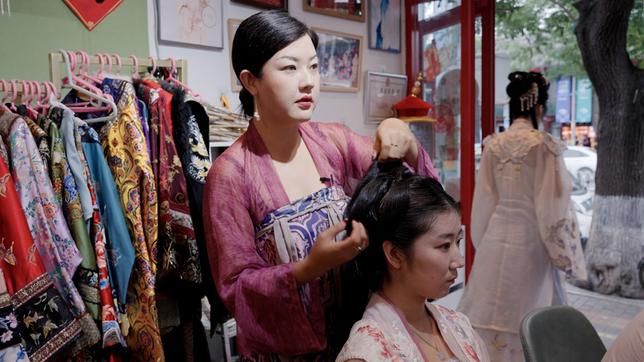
337, 293, 490, 362
0, 124, 81, 362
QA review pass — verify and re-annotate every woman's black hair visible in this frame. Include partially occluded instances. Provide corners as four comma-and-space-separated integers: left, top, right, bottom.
337, 161, 459, 343
507, 71, 550, 129
345, 160, 459, 292
232, 10, 318, 117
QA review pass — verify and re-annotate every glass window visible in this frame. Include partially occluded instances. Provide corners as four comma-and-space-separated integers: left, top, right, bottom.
418, 0, 460, 21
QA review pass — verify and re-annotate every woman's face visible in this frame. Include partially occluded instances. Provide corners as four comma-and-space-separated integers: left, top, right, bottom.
399, 211, 465, 300
255, 35, 320, 123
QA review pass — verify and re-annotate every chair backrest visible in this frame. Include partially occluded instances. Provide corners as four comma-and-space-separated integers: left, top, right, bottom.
520, 306, 606, 362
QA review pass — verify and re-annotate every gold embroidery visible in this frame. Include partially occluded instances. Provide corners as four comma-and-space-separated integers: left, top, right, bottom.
0, 237, 16, 266
0, 173, 10, 198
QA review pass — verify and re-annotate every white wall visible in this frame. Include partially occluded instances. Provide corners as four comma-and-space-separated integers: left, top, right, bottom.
147, 0, 405, 136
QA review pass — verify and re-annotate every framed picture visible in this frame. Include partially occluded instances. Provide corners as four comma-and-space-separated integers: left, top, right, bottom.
364, 72, 407, 123
315, 28, 362, 93
227, 18, 243, 92
368, 0, 401, 53
303, 0, 364, 22
157, 0, 223, 49
231, 0, 287, 10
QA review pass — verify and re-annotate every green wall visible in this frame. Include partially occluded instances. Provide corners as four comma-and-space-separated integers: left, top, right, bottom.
0, 0, 148, 82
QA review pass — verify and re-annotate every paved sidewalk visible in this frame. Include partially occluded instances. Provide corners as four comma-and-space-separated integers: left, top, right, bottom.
566, 283, 644, 348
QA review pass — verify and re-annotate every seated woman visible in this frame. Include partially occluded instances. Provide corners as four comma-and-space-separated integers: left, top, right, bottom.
336, 161, 489, 362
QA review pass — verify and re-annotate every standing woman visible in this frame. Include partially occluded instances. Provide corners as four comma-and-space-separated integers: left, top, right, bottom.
203, 10, 438, 360
458, 71, 587, 361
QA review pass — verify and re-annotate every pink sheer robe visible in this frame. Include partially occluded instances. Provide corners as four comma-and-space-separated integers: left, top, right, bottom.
203, 121, 437, 356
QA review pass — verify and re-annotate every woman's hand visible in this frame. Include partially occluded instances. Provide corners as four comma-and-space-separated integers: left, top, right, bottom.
374, 117, 419, 167
293, 220, 368, 285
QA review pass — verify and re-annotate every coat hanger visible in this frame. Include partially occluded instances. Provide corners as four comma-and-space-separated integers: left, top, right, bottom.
165, 57, 200, 99
8, 80, 18, 112
57, 49, 117, 124
130, 54, 140, 80
0, 79, 11, 112
22, 80, 39, 119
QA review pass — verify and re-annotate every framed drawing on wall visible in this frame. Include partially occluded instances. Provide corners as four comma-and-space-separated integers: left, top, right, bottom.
227, 18, 243, 92
303, 0, 364, 22
158, 0, 223, 49
364, 71, 407, 123
231, 0, 287, 10
368, 0, 401, 53
314, 28, 362, 93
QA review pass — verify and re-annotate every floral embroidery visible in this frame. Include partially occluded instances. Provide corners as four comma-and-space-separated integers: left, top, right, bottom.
0, 173, 9, 198
100, 78, 164, 361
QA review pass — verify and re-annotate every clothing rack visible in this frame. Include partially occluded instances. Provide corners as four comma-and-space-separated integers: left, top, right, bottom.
48, 51, 188, 90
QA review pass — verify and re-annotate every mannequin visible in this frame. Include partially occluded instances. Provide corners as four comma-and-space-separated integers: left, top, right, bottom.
457, 71, 588, 361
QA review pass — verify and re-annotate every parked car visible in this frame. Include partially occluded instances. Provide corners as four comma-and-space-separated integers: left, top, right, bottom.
563, 146, 597, 192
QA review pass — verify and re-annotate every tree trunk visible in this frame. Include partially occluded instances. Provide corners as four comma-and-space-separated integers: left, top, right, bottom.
575, 0, 644, 298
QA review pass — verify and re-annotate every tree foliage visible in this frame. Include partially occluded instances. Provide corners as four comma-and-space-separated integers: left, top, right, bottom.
495, 0, 643, 78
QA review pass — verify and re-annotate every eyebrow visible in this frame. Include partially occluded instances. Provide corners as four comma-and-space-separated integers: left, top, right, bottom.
276, 55, 318, 61
438, 231, 464, 239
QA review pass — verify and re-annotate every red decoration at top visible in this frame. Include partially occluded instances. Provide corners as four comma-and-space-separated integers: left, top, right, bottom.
64, 0, 123, 31
393, 73, 435, 123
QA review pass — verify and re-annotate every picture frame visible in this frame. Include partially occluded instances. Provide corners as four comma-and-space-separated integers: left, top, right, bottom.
364, 71, 407, 123
314, 28, 363, 93
231, 0, 287, 10
368, 0, 401, 53
227, 18, 243, 92
303, 0, 364, 22
157, 0, 223, 49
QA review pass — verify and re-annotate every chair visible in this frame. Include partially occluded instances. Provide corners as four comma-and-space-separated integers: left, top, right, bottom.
520, 306, 606, 362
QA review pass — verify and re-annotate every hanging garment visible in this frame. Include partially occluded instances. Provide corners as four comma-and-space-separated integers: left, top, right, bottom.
0, 137, 81, 362
23, 116, 50, 174
99, 78, 164, 362
0, 111, 84, 314
135, 99, 152, 164
139, 80, 200, 287
78, 121, 135, 321
0, 269, 29, 362
46, 107, 100, 322
203, 121, 438, 358
162, 83, 226, 329
457, 120, 588, 361
0, 110, 101, 354
337, 293, 489, 362
139, 81, 209, 362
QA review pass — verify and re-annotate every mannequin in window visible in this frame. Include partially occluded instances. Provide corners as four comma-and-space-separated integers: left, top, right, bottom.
457, 71, 588, 361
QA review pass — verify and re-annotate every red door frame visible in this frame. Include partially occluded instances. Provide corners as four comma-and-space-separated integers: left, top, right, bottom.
404, 0, 495, 280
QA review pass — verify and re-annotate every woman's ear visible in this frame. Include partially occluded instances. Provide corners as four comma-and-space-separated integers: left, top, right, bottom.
383, 240, 405, 270
239, 70, 258, 96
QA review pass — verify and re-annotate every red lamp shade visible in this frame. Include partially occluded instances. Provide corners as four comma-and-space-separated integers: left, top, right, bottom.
392, 73, 435, 123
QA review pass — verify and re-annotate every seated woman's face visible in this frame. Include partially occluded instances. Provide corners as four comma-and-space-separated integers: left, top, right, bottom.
400, 210, 464, 300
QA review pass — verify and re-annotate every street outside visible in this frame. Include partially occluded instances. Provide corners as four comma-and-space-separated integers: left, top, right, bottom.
567, 283, 644, 348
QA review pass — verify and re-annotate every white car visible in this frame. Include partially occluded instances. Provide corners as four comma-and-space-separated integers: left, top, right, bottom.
563, 146, 597, 191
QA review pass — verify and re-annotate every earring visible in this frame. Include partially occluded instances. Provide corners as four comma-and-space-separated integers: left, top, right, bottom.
253, 99, 260, 121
